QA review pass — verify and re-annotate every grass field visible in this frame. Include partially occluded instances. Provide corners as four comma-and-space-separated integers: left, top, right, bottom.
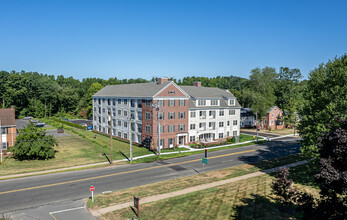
97, 159, 318, 220
89, 154, 310, 209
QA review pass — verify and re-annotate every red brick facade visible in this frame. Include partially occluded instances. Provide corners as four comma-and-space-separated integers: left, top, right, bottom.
264, 106, 284, 130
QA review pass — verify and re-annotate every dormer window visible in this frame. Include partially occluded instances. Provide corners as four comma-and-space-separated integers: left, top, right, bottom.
229, 99, 235, 106
211, 100, 218, 106
198, 100, 206, 106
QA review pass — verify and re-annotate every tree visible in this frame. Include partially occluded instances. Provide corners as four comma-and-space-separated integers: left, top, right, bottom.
244, 67, 278, 128
314, 118, 347, 219
12, 123, 57, 160
86, 83, 103, 117
298, 54, 347, 157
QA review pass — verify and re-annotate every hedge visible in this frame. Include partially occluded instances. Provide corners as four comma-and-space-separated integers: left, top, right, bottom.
52, 118, 86, 130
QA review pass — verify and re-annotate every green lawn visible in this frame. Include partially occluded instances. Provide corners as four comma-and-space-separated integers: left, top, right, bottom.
96, 157, 317, 220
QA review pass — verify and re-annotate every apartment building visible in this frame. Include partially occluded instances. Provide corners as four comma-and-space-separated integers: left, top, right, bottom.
93, 78, 241, 149
0, 105, 16, 150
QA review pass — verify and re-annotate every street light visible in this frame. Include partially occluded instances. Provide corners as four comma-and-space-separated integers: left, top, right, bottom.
152, 102, 162, 156
108, 110, 113, 165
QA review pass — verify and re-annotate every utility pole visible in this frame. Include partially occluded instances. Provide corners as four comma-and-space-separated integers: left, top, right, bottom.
110, 109, 113, 165
45, 99, 47, 118
152, 102, 161, 156
256, 112, 259, 143
129, 113, 133, 163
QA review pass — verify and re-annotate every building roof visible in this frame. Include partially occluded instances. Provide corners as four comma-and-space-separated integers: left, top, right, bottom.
93, 80, 241, 108
93, 81, 171, 98
0, 107, 16, 127
268, 106, 283, 114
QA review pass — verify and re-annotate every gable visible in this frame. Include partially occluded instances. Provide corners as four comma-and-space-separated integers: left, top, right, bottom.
154, 82, 189, 98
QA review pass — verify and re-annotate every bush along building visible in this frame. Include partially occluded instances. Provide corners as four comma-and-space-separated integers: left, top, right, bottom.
92, 78, 241, 150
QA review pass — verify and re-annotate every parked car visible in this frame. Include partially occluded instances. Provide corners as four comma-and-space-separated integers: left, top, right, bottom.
23, 116, 32, 120
36, 122, 46, 127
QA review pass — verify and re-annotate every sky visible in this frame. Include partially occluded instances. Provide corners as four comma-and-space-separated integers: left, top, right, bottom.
1, 0, 346, 80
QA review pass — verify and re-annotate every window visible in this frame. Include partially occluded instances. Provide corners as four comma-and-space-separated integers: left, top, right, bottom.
190, 136, 195, 142
108, 99, 111, 105
229, 99, 235, 105
158, 100, 165, 107
131, 99, 136, 107
219, 122, 224, 127
219, 110, 224, 116
145, 112, 151, 120
118, 110, 122, 116
233, 120, 238, 125
124, 99, 128, 105
178, 124, 185, 131
2, 142, 8, 150
131, 110, 135, 119
145, 125, 151, 133
198, 100, 206, 106
190, 124, 196, 130
272, 113, 274, 118
211, 100, 218, 106
229, 109, 235, 115
157, 126, 164, 133
179, 100, 185, 106
1, 127, 7, 134
168, 112, 175, 119
118, 131, 122, 137
265, 120, 267, 124
227, 121, 230, 126
113, 119, 116, 126
103, 118, 106, 123
168, 91, 175, 94
190, 111, 196, 118
168, 125, 175, 132
159, 112, 165, 120
168, 100, 175, 106
233, 131, 237, 136
98, 99, 101, 105
145, 100, 151, 106
124, 133, 128, 139
113, 99, 116, 106
103, 108, 106, 113
137, 100, 142, 108
102, 99, 105, 104
159, 139, 165, 148
227, 131, 229, 137
137, 124, 142, 132
199, 111, 206, 118
118, 120, 122, 126
124, 122, 128, 128
168, 138, 175, 147
124, 110, 128, 117
98, 107, 101, 114
179, 112, 185, 119
219, 133, 223, 139
209, 122, 215, 128
118, 99, 122, 104
113, 109, 116, 116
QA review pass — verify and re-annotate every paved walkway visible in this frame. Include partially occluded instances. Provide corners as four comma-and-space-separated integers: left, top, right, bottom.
0, 134, 295, 180
90, 159, 308, 217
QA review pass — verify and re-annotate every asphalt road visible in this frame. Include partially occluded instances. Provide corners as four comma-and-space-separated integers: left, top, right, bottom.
0, 136, 300, 219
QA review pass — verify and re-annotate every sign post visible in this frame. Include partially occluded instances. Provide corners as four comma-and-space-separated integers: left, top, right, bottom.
202, 149, 208, 172
134, 196, 140, 217
90, 185, 95, 202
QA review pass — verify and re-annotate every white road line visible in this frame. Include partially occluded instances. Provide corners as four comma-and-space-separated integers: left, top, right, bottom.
49, 206, 84, 214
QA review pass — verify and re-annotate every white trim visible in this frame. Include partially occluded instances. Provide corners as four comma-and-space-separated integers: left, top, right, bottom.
153, 81, 190, 98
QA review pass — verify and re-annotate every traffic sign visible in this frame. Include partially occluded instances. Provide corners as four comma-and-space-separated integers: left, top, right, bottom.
90, 185, 95, 192
202, 158, 208, 164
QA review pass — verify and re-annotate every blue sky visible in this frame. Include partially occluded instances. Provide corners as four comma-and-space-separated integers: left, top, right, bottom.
1, 0, 346, 80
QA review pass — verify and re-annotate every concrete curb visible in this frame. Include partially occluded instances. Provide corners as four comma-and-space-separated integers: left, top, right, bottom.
90, 159, 309, 217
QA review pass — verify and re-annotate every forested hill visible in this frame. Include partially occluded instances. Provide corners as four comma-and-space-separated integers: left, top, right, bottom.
0, 71, 248, 118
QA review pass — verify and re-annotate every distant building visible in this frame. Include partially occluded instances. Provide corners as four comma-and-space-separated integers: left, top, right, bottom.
92, 78, 241, 149
0, 106, 16, 150
264, 106, 284, 130
240, 108, 255, 128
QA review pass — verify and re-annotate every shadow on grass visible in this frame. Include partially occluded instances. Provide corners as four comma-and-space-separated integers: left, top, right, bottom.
233, 194, 300, 220
237, 139, 319, 188
119, 151, 130, 162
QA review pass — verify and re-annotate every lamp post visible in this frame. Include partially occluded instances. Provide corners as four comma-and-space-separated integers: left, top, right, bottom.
152, 102, 162, 156
108, 110, 113, 165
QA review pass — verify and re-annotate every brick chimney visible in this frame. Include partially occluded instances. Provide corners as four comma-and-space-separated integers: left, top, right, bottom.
11, 105, 15, 117
157, 77, 169, 84
193, 81, 201, 87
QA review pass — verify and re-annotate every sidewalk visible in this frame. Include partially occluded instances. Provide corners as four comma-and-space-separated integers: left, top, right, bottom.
90, 159, 309, 217
0, 134, 291, 180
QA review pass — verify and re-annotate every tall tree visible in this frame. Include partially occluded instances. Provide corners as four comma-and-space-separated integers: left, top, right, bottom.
298, 54, 347, 157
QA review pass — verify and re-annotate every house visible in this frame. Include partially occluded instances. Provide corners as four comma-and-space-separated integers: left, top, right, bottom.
240, 108, 255, 128
263, 106, 284, 130
92, 78, 241, 149
0, 106, 16, 150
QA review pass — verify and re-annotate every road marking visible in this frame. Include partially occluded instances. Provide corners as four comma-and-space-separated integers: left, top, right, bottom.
50, 213, 58, 220
49, 206, 85, 214
0, 149, 257, 195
